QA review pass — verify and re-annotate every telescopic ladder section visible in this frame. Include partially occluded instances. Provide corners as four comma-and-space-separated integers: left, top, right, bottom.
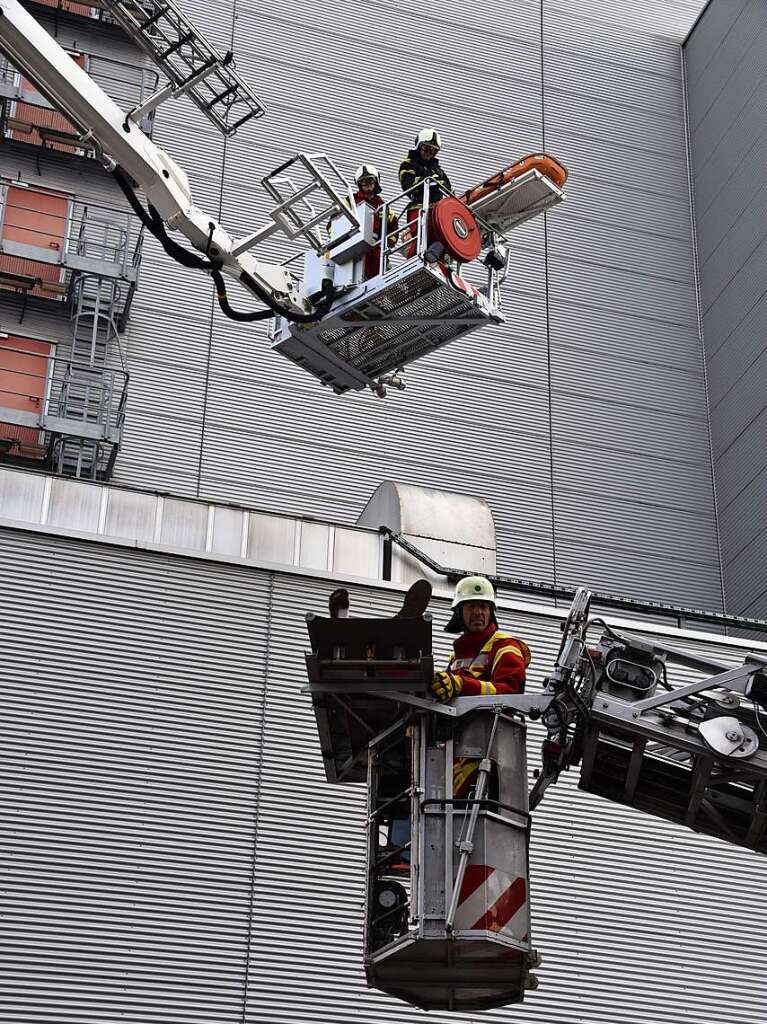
576, 644, 767, 856
99, 0, 265, 135
535, 588, 767, 857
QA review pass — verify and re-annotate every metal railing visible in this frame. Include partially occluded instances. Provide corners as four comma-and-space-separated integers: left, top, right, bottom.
0, 343, 127, 457
25, 0, 101, 19
24, 0, 128, 27
0, 52, 159, 153
377, 178, 511, 299
0, 186, 145, 314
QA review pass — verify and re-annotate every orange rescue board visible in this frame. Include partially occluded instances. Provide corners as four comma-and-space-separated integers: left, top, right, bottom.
460, 153, 568, 208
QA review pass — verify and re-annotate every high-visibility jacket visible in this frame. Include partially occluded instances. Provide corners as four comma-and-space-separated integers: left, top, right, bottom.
449, 623, 531, 797
353, 189, 398, 237
399, 148, 452, 210
447, 622, 531, 696
352, 189, 398, 279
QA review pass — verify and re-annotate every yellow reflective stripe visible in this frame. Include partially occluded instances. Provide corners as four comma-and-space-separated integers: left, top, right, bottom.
453, 758, 479, 793
478, 633, 498, 656
479, 680, 497, 696
491, 643, 523, 674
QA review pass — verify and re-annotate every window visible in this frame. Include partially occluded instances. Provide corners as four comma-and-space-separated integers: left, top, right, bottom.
33, 0, 96, 18
8, 53, 89, 154
0, 335, 53, 458
0, 185, 71, 300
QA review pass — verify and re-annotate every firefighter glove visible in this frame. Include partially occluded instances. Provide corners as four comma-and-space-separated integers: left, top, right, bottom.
431, 671, 463, 702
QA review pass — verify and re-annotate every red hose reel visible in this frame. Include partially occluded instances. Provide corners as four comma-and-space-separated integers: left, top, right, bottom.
429, 197, 482, 263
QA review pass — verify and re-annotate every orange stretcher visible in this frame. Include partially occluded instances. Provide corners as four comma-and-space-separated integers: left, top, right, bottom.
459, 153, 568, 207
458, 153, 568, 235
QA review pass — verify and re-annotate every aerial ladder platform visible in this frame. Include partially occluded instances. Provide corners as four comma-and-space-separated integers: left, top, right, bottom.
0, 0, 567, 397
303, 591, 767, 1011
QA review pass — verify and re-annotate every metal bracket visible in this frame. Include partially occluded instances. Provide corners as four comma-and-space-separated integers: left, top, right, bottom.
607, 663, 762, 719
126, 55, 218, 124
452, 694, 553, 718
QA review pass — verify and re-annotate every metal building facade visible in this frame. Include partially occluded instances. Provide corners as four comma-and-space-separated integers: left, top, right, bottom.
4, 2, 767, 1023
2, 518, 767, 1023
106, 0, 720, 608
684, 0, 767, 620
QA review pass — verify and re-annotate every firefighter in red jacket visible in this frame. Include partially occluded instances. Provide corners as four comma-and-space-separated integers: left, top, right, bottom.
431, 575, 531, 702
432, 575, 531, 800
353, 164, 398, 280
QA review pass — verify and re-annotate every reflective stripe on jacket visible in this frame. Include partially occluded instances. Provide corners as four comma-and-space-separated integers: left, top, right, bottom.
447, 623, 531, 696
399, 148, 452, 209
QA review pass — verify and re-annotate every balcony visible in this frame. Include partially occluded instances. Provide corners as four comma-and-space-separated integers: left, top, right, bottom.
0, 336, 127, 480
0, 182, 143, 323
22, 0, 126, 27
0, 52, 158, 160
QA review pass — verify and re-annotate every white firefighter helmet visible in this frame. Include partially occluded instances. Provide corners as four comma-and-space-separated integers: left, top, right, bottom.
445, 575, 497, 633
354, 164, 381, 187
415, 128, 442, 151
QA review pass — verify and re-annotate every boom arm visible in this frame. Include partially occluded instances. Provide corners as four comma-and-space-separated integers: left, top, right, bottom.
0, 0, 326, 318
529, 589, 767, 855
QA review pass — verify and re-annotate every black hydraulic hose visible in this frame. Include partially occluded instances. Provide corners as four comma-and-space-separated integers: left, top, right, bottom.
112, 165, 215, 271
210, 267, 271, 321
146, 203, 216, 272
111, 165, 336, 323
238, 269, 336, 324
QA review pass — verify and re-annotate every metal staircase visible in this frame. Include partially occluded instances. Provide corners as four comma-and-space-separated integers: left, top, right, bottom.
51, 273, 127, 479
99, 0, 265, 135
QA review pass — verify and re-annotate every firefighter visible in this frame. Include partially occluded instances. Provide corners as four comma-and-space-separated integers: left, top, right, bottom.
432, 575, 531, 802
431, 576, 531, 702
352, 164, 398, 280
399, 129, 452, 258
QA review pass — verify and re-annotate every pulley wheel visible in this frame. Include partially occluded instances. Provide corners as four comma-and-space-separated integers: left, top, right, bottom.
699, 716, 760, 759
429, 197, 482, 262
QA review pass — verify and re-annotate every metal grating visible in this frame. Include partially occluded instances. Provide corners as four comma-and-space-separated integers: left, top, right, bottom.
318, 269, 493, 376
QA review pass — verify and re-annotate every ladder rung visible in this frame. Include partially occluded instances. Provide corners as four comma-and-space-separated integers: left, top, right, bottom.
140, 4, 168, 30
228, 109, 257, 133
206, 84, 236, 109
176, 54, 217, 90
160, 31, 194, 60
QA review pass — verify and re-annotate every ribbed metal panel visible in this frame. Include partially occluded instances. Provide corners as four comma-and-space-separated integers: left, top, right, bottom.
0, 528, 271, 1022
685, 0, 767, 616
723, 535, 767, 615
710, 347, 767, 458
684, 0, 751, 87
3, 512, 767, 1020
719, 464, 767, 563
686, 0, 767, 623
66, 0, 720, 612
544, 1, 717, 607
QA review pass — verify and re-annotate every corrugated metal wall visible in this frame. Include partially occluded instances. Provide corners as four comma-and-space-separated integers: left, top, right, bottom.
1, 526, 766, 1022
0, 528, 271, 1022
109, 0, 720, 609
684, 0, 767, 620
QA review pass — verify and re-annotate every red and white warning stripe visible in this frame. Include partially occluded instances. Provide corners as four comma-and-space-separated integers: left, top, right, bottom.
453, 863, 527, 939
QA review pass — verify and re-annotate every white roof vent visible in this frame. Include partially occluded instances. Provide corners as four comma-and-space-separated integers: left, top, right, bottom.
357, 480, 496, 584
